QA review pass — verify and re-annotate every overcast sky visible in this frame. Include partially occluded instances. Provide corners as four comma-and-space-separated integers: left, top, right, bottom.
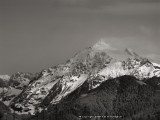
0, 0, 160, 75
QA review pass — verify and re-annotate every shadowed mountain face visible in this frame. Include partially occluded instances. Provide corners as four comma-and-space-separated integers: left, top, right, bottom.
29, 76, 160, 120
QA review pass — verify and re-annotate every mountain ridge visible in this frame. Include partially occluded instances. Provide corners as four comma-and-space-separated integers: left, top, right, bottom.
0, 41, 160, 115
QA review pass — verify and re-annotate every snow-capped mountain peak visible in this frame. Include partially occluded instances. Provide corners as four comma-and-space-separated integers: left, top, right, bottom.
9, 40, 160, 115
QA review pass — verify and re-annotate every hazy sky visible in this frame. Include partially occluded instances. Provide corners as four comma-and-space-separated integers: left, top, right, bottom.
0, 0, 160, 75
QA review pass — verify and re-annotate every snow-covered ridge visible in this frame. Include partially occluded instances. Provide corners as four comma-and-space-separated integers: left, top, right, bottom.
87, 58, 160, 89
0, 75, 10, 81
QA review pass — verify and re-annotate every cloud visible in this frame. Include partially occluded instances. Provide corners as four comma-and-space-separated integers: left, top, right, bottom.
40, 0, 159, 10
54, 0, 160, 6
93, 38, 117, 51
97, 2, 160, 15
53, 0, 159, 4
48, 0, 160, 17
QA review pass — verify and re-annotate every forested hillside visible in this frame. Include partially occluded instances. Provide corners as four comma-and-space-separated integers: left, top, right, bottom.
28, 76, 160, 120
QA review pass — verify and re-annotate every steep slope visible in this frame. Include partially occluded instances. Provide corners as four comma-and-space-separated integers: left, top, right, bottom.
10, 41, 160, 114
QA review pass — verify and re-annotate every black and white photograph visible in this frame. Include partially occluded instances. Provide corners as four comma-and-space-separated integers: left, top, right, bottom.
0, 0, 160, 120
